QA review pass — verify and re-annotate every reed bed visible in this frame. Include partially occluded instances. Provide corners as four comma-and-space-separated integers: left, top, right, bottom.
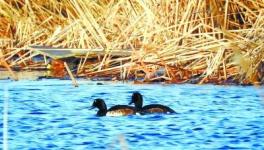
0, 0, 264, 84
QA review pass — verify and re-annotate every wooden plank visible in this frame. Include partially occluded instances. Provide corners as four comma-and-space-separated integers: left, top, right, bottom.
29, 46, 132, 59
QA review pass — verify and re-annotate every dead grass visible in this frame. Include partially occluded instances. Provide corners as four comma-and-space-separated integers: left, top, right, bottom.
0, 0, 264, 84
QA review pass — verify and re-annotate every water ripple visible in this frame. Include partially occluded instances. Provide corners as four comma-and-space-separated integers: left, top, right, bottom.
1, 80, 264, 149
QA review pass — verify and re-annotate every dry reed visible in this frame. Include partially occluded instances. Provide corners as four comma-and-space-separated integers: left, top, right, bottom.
0, 0, 264, 84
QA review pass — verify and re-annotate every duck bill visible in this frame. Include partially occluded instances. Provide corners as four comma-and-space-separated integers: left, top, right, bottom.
128, 101, 133, 105
89, 106, 96, 110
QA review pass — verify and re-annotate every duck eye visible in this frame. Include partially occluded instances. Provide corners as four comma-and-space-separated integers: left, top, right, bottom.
93, 100, 97, 104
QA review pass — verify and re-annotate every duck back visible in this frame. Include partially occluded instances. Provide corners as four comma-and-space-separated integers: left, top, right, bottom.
107, 105, 136, 116
141, 104, 176, 114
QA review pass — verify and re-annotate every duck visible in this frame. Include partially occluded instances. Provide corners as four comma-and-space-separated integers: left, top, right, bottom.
90, 98, 136, 116
129, 92, 176, 114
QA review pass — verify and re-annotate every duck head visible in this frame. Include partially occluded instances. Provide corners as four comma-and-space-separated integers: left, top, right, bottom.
129, 92, 143, 111
90, 98, 107, 116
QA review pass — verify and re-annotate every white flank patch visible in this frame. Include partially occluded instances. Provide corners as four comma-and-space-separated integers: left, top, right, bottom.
106, 111, 124, 116
136, 112, 141, 115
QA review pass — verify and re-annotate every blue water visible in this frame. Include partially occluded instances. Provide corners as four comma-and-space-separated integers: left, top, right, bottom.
1, 80, 264, 150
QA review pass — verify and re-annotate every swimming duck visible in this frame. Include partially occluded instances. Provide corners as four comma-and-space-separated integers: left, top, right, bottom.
90, 98, 136, 116
129, 92, 176, 114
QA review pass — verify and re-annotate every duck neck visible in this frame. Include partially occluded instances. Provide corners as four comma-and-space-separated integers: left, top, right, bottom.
97, 103, 107, 116
97, 109, 107, 116
135, 100, 143, 111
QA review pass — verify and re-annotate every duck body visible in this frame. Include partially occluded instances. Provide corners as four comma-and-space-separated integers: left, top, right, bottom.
141, 104, 176, 114
129, 92, 176, 115
107, 105, 136, 116
91, 99, 136, 116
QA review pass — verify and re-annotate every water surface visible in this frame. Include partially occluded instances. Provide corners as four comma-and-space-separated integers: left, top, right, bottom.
0, 80, 264, 149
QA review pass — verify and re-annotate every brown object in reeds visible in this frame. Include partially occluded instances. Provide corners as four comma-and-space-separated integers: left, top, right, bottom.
50, 59, 66, 78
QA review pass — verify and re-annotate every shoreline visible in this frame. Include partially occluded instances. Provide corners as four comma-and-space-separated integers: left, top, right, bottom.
0, 70, 261, 86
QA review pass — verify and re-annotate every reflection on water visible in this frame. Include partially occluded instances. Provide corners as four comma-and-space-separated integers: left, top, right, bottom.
0, 71, 46, 80
0, 80, 264, 150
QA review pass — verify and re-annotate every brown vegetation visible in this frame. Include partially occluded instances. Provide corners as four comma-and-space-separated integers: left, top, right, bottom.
0, 0, 264, 85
